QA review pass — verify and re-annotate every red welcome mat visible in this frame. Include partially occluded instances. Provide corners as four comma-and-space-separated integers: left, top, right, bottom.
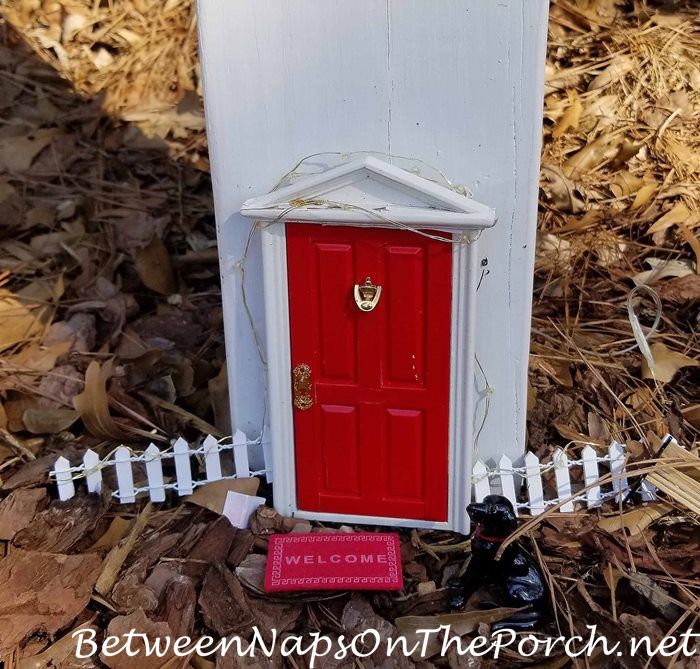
265, 533, 403, 591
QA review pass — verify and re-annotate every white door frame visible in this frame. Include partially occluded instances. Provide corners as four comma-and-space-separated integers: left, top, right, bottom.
260, 221, 478, 534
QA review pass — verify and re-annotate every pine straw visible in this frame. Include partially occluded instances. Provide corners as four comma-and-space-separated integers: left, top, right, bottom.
532, 0, 700, 460
2, 0, 206, 168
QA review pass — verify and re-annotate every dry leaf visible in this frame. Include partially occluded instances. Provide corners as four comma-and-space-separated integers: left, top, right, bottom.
22, 408, 79, 434
96, 503, 153, 596
588, 55, 635, 91
17, 624, 99, 669
598, 503, 672, 536
631, 181, 657, 210
647, 201, 692, 235
0, 128, 60, 172
208, 362, 230, 434
642, 342, 699, 383
73, 360, 129, 440
552, 89, 582, 138
682, 404, 700, 430
0, 288, 45, 352
90, 516, 134, 552
395, 608, 519, 659
186, 477, 260, 515
134, 236, 177, 295
632, 257, 695, 286
563, 133, 624, 178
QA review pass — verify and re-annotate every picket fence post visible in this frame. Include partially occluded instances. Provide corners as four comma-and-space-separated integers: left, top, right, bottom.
581, 445, 602, 508
54, 456, 75, 501
553, 449, 574, 513
472, 461, 490, 503
524, 452, 545, 515
144, 443, 166, 503
114, 446, 135, 504
83, 449, 102, 495
203, 434, 222, 482
498, 454, 518, 510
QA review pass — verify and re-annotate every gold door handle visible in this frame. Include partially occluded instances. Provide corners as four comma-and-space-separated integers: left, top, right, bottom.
354, 277, 382, 312
292, 363, 313, 410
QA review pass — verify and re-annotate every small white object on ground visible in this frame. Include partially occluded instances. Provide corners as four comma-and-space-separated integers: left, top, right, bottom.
222, 490, 266, 529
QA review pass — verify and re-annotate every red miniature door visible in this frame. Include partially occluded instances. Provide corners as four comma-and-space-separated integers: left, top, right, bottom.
286, 224, 452, 521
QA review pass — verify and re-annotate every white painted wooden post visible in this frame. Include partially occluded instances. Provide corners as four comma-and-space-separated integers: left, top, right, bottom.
581, 445, 602, 508
472, 461, 490, 503
553, 449, 574, 513
262, 427, 273, 483
144, 444, 166, 503
203, 434, 222, 482
524, 452, 545, 515
83, 449, 102, 495
173, 437, 193, 496
114, 446, 135, 504
232, 429, 250, 479
54, 456, 75, 501
197, 0, 549, 473
498, 454, 518, 511
609, 441, 629, 503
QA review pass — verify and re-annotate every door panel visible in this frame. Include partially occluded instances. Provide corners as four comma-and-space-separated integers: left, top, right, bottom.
287, 223, 452, 521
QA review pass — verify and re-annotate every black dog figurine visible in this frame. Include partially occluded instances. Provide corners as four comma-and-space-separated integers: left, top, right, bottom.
446, 495, 546, 630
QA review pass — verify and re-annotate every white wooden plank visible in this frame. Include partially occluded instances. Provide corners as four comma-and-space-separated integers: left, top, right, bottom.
609, 441, 629, 503
553, 449, 574, 513
197, 0, 391, 445
197, 0, 549, 467
581, 445, 601, 508
54, 456, 75, 501
232, 429, 250, 478
144, 443, 166, 503
202, 435, 222, 482
525, 452, 545, 515
389, 1, 549, 463
173, 437, 193, 496
498, 454, 518, 511
114, 446, 135, 504
262, 428, 273, 483
83, 449, 102, 495
472, 461, 490, 502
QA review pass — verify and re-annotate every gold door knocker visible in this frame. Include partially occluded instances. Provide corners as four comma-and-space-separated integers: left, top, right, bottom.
354, 277, 382, 312
292, 363, 313, 410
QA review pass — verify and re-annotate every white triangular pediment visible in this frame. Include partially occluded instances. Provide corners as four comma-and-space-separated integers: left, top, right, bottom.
240, 156, 495, 232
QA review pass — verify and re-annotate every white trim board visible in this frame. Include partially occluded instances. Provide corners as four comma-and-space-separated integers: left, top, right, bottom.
241, 155, 496, 232
260, 222, 477, 534
197, 0, 548, 469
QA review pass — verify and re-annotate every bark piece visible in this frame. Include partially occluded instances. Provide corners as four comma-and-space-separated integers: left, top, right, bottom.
13, 490, 109, 552
189, 516, 238, 563
100, 609, 174, 669
0, 550, 101, 655
155, 574, 196, 637
0, 487, 47, 540
1, 446, 81, 491
227, 528, 255, 567
199, 562, 255, 637
111, 558, 159, 613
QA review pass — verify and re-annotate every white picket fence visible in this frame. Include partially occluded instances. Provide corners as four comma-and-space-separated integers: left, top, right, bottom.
52, 433, 657, 514
472, 440, 657, 516
51, 429, 272, 503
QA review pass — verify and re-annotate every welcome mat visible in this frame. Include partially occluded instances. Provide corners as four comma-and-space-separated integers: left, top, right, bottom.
264, 533, 403, 592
